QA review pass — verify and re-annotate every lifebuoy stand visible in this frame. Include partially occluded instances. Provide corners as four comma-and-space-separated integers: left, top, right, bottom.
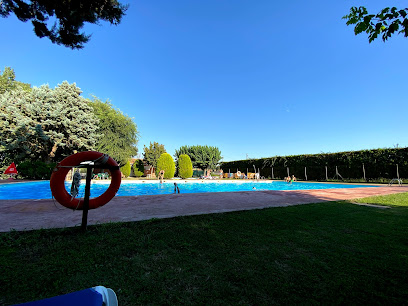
50, 151, 121, 231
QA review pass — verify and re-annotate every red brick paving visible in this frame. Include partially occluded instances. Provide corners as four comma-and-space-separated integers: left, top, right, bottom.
0, 185, 407, 232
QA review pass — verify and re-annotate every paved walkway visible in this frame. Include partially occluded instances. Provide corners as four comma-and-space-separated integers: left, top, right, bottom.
1, 185, 407, 232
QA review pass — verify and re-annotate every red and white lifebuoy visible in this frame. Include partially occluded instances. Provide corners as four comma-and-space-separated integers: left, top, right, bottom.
50, 151, 121, 210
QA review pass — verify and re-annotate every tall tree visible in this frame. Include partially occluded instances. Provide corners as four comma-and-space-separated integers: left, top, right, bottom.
0, 0, 128, 49
89, 98, 138, 166
0, 67, 31, 94
0, 82, 100, 163
143, 142, 166, 169
344, 6, 408, 42
175, 145, 222, 173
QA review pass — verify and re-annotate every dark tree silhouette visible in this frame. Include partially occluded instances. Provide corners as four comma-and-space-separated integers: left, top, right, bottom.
0, 0, 128, 49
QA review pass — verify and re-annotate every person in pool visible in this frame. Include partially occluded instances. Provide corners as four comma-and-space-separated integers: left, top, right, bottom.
159, 170, 165, 183
291, 175, 296, 183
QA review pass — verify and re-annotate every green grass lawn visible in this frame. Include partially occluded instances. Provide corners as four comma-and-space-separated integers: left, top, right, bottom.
352, 191, 408, 207
1, 194, 408, 305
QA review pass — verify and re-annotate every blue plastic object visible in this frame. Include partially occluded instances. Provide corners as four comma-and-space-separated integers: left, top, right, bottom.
17, 288, 103, 306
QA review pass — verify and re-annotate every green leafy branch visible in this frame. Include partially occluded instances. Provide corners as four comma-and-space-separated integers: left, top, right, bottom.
343, 6, 408, 42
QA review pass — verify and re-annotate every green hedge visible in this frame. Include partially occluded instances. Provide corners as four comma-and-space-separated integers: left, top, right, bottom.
132, 159, 144, 177
17, 161, 56, 179
221, 148, 408, 181
157, 153, 175, 179
193, 169, 204, 177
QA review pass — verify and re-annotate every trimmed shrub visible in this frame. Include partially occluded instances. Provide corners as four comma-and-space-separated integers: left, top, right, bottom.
157, 153, 175, 179
120, 160, 131, 178
132, 159, 144, 177
178, 154, 193, 178
17, 161, 56, 179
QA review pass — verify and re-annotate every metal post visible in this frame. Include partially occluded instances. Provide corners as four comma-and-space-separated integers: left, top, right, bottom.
325, 166, 328, 181
287, 167, 289, 177
81, 166, 93, 231
363, 163, 366, 180
397, 164, 400, 180
305, 166, 307, 181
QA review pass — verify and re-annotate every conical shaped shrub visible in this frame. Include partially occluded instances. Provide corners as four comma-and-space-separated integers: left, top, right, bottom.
178, 154, 193, 178
157, 153, 175, 179
120, 160, 131, 178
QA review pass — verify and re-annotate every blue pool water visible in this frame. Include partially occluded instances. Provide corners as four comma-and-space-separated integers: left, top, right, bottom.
0, 180, 376, 200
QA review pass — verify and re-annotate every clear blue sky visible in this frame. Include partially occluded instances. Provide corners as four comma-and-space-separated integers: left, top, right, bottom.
1, 0, 407, 161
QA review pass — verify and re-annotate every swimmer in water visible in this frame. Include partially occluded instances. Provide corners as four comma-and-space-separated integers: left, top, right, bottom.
159, 170, 165, 183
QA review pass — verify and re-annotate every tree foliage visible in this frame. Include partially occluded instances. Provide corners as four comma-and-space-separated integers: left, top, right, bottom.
175, 145, 222, 171
177, 154, 193, 179
132, 159, 144, 177
0, 67, 31, 94
143, 142, 166, 169
17, 160, 56, 179
120, 160, 131, 178
0, 0, 128, 49
89, 98, 138, 166
344, 6, 408, 42
0, 82, 100, 163
157, 153, 175, 179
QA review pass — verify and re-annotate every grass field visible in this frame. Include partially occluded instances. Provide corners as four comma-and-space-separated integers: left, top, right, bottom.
352, 191, 408, 207
1, 193, 408, 305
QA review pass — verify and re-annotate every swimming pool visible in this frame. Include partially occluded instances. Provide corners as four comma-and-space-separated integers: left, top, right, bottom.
0, 180, 376, 200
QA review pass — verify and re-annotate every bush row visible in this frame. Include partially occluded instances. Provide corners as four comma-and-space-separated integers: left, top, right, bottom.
8, 155, 194, 180
221, 148, 408, 181
17, 161, 57, 180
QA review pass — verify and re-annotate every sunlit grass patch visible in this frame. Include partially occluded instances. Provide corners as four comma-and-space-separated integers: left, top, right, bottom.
352, 192, 408, 207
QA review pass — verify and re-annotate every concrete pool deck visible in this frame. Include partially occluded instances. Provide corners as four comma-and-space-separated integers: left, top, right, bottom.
0, 181, 407, 232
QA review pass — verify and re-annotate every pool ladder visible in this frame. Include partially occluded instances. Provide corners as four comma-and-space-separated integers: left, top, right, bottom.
388, 178, 403, 186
